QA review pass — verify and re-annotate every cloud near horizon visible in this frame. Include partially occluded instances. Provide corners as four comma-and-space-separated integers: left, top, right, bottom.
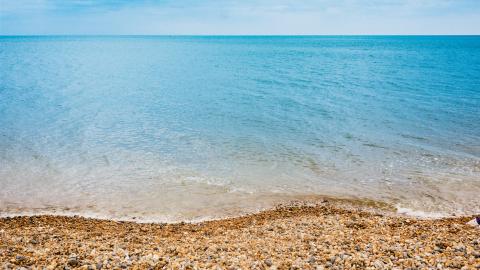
1, 0, 479, 35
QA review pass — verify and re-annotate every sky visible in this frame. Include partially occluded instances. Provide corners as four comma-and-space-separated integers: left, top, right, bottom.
1, 0, 479, 35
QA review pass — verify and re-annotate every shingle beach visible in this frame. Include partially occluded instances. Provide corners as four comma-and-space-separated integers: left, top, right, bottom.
1, 202, 479, 269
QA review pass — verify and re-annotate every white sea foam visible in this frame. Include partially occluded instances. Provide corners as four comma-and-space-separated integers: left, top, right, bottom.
396, 206, 448, 219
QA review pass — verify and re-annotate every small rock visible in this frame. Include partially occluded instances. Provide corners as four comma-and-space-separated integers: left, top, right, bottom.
466, 217, 480, 227
436, 242, 447, 250
67, 254, 79, 267
373, 260, 385, 269
328, 255, 338, 263
454, 244, 466, 252
16, 255, 26, 262
264, 258, 273, 266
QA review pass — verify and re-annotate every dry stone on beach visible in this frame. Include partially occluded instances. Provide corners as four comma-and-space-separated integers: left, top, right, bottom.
0, 203, 479, 269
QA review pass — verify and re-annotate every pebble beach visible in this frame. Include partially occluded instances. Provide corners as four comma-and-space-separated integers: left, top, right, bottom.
1, 202, 479, 269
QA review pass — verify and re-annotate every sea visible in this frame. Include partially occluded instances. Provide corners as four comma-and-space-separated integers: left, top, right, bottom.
0, 36, 479, 222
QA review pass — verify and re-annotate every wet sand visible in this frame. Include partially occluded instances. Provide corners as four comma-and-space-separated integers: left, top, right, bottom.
1, 202, 479, 269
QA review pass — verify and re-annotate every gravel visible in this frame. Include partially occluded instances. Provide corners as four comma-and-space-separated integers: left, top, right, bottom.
1, 203, 479, 269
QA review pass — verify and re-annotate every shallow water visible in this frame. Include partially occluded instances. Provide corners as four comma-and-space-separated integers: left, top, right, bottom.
1, 36, 479, 221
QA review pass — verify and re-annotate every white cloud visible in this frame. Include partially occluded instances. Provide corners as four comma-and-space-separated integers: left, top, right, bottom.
0, 0, 479, 34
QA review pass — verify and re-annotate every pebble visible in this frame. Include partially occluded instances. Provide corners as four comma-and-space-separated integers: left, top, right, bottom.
15, 255, 26, 262
373, 259, 385, 269
67, 254, 79, 267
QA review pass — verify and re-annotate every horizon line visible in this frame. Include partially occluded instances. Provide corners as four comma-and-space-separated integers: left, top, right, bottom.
1, 34, 480, 37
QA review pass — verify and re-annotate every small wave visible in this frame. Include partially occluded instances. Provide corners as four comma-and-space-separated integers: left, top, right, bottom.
400, 133, 429, 141
396, 206, 448, 219
362, 143, 388, 149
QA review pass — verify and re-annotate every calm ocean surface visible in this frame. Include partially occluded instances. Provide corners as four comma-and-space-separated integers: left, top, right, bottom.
0, 36, 479, 221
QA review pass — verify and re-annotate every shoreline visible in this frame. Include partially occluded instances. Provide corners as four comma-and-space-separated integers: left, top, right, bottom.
0, 195, 417, 225
1, 202, 479, 269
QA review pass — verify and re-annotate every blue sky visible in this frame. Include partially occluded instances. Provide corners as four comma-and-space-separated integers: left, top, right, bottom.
1, 0, 479, 35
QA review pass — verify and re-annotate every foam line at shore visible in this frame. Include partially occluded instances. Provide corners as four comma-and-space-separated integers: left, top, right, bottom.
0, 197, 466, 225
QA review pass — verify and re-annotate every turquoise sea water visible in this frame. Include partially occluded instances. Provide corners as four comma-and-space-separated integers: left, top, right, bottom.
0, 36, 479, 221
